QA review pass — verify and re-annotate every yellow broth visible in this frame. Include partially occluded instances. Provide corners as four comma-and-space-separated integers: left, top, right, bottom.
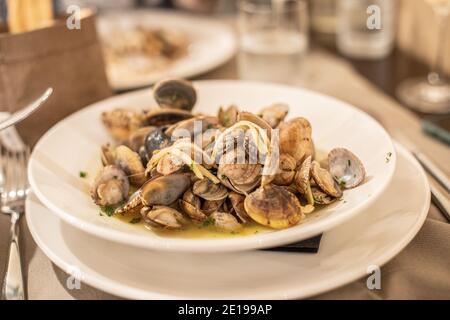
114, 211, 272, 239
91, 150, 330, 239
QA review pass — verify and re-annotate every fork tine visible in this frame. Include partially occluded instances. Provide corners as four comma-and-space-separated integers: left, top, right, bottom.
0, 142, 30, 203
17, 146, 29, 197
0, 144, 6, 200
3, 145, 14, 201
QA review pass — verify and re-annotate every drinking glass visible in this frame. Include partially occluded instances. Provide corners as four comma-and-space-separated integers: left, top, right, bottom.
336, 0, 396, 60
397, 0, 450, 114
237, 0, 309, 84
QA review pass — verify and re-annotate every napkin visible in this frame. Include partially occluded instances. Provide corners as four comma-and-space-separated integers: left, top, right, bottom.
0, 10, 112, 146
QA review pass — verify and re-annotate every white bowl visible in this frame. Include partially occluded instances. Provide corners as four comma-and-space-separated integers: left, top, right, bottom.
28, 80, 396, 253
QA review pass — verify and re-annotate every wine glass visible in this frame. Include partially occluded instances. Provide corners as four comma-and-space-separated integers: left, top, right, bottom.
397, 0, 450, 114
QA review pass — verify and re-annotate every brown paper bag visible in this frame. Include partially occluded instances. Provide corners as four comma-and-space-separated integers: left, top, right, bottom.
0, 11, 112, 146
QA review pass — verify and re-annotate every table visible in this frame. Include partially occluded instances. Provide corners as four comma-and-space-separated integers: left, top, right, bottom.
1, 45, 449, 299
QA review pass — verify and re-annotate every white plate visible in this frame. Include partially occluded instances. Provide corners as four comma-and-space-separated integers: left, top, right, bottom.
26, 144, 429, 299
28, 81, 396, 253
97, 10, 237, 90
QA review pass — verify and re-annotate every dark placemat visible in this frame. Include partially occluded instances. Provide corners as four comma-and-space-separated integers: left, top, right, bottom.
263, 234, 323, 253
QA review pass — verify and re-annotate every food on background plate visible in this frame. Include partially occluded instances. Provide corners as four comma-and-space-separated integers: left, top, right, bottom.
90, 78, 366, 237
101, 26, 188, 77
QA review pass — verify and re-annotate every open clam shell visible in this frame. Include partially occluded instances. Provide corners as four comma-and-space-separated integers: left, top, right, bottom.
210, 211, 242, 232
218, 105, 239, 127
311, 187, 336, 205
310, 160, 343, 198
90, 165, 129, 206
258, 103, 289, 128
143, 108, 193, 127
328, 148, 366, 189
142, 206, 187, 229
153, 79, 197, 111
294, 155, 314, 205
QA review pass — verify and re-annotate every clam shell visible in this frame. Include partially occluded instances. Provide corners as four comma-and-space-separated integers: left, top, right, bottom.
192, 179, 228, 201
140, 173, 190, 206
244, 185, 304, 229
153, 79, 197, 111
310, 161, 343, 198
143, 206, 186, 229
328, 148, 366, 189
115, 145, 147, 186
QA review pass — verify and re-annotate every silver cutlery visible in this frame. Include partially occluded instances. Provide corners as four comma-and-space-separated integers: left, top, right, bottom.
394, 133, 450, 193
0, 143, 30, 300
430, 184, 450, 222
397, 138, 449, 222
413, 150, 450, 193
0, 88, 52, 132
367, 112, 449, 222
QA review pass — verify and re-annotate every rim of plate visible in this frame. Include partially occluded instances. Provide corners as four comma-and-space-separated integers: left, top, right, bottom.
25, 144, 429, 299
98, 9, 237, 91
28, 80, 397, 253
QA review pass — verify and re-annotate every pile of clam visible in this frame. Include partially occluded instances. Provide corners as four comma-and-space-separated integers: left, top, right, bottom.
90, 79, 366, 233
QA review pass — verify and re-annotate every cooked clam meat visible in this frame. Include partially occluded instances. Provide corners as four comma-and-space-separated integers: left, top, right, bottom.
101, 108, 143, 141
92, 77, 367, 236
218, 105, 239, 127
259, 103, 289, 128
90, 165, 129, 206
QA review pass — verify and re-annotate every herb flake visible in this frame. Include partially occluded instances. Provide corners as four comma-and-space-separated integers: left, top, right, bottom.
129, 217, 142, 224
385, 152, 393, 163
99, 204, 116, 217
202, 217, 215, 227
79, 171, 87, 178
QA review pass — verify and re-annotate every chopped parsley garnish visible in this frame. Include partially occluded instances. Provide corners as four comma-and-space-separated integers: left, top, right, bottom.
79, 171, 87, 178
385, 152, 393, 163
347, 159, 351, 166
129, 217, 142, 224
339, 180, 346, 188
99, 204, 116, 217
202, 217, 215, 227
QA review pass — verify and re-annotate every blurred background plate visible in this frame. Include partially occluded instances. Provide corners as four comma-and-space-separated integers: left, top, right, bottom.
97, 9, 237, 91
27, 80, 396, 253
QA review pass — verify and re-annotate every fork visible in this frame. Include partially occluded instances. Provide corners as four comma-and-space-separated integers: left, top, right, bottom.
0, 144, 30, 300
